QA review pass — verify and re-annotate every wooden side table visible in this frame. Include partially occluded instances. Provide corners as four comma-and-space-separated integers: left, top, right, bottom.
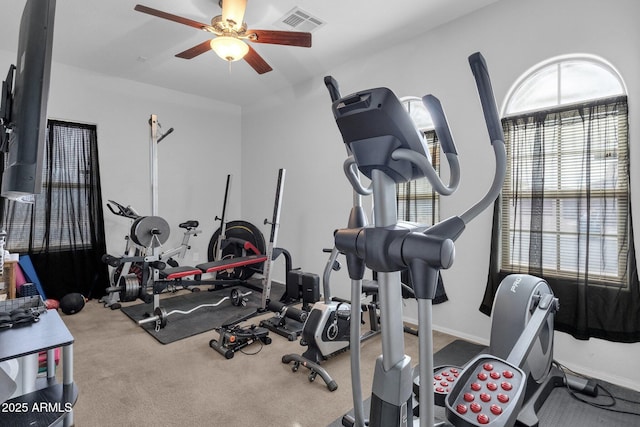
2, 259, 18, 299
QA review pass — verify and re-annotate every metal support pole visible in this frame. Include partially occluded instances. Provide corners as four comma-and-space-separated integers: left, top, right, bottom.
62, 343, 74, 427
371, 169, 405, 368
261, 168, 286, 309
149, 114, 159, 217
149, 114, 160, 287
418, 299, 435, 427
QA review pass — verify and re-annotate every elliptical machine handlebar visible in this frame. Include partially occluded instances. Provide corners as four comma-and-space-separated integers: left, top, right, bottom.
421, 95, 457, 155
469, 52, 504, 145
324, 75, 341, 103
458, 52, 507, 225
395, 52, 507, 288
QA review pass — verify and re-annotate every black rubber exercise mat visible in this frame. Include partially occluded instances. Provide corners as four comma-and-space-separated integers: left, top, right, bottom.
120, 284, 281, 344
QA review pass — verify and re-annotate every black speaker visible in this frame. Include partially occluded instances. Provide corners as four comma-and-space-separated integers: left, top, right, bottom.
59, 293, 85, 315
302, 272, 320, 305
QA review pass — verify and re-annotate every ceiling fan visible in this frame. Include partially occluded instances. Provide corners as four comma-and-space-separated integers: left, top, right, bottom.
134, 0, 312, 74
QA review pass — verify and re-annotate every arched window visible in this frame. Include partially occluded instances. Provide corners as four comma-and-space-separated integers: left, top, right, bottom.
504, 55, 625, 115
482, 55, 639, 342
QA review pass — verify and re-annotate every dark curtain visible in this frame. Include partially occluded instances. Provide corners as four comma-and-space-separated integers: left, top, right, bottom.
1, 120, 109, 300
397, 131, 448, 304
482, 96, 640, 342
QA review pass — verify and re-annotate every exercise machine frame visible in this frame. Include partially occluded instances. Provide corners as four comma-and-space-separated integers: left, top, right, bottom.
327, 52, 506, 426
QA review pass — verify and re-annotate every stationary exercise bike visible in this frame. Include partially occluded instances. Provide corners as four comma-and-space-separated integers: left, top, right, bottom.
326, 52, 591, 427
100, 199, 201, 309
281, 246, 381, 391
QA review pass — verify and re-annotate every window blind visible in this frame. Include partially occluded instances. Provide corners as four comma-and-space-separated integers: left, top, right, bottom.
500, 96, 628, 285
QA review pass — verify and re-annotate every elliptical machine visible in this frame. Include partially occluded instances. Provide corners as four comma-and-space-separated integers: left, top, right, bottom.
325, 52, 575, 427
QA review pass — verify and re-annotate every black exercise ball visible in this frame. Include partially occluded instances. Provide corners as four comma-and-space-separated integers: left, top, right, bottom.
59, 293, 85, 315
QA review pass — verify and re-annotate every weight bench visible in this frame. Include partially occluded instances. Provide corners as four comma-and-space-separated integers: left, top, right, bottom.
158, 237, 267, 279
155, 254, 269, 293
159, 253, 268, 279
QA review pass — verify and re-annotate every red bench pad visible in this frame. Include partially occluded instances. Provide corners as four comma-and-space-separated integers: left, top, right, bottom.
196, 255, 268, 274
160, 266, 203, 280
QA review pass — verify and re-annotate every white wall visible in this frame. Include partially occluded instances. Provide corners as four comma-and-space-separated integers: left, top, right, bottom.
242, 0, 640, 390
0, 49, 244, 265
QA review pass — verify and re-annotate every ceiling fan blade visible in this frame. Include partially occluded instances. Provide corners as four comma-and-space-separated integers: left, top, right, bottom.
246, 30, 312, 47
134, 4, 213, 32
244, 45, 273, 74
221, 0, 247, 31
175, 40, 213, 59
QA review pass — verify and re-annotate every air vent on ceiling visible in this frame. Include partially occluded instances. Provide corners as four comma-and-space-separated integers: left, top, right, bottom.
275, 7, 325, 33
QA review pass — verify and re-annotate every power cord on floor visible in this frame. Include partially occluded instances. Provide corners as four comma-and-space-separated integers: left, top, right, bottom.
228, 324, 266, 357
554, 360, 640, 417
239, 331, 264, 356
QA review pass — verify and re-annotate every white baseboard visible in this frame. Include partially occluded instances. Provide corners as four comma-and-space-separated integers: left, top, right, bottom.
431, 323, 489, 347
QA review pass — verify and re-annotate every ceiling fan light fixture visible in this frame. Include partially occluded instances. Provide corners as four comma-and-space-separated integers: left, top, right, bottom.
210, 36, 249, 62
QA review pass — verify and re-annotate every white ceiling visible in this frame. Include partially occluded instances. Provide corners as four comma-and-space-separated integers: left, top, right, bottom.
0, 0, 499, 107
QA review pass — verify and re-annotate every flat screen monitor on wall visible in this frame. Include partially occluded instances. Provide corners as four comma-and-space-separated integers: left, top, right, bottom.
0, 0, 56, 202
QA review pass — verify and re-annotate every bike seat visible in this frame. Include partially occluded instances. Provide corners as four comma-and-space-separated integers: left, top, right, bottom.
179, 220, 199, 230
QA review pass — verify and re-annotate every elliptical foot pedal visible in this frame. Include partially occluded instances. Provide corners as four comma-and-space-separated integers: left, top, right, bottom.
445, 355, 526, 426
415, 365, 463, 407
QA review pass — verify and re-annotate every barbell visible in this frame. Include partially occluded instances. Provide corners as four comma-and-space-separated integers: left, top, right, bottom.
137, 288, 250, 330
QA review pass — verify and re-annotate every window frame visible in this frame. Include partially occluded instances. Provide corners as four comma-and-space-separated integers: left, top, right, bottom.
499, 56, 629, 287
3, 120, 98, 253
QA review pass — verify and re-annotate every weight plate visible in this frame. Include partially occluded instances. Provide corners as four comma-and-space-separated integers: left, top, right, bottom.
130, 216, 171, 248
119, 274, 141, 302
113, 262, 146, 289
207, 220, 266, 280
230, 288, 241, 306
154, 306, 168, 329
